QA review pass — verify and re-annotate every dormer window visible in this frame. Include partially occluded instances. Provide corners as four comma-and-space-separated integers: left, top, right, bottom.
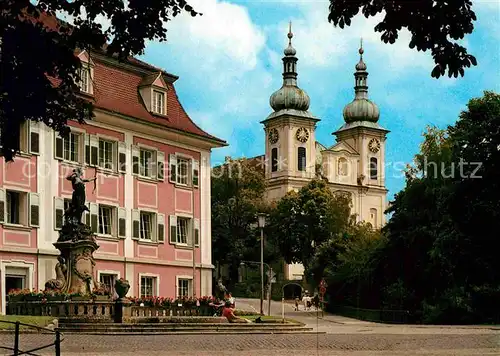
78, 66, 90, 93
152, 90, 165, 115
77, 51, 94, 95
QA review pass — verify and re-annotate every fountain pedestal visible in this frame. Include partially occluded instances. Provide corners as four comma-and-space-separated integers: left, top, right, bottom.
45, 223, 99, 295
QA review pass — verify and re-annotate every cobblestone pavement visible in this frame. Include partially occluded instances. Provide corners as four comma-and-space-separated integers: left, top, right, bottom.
1, 332, 499, 356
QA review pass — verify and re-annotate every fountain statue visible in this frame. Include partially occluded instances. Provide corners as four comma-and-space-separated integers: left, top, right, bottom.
45, 167, 100, 295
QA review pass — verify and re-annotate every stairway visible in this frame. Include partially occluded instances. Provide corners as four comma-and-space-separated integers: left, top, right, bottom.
57, 320, 318, 335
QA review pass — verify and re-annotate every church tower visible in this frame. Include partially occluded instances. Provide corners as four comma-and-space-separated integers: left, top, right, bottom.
333, 41, 389, 227
262, 23, 320, 201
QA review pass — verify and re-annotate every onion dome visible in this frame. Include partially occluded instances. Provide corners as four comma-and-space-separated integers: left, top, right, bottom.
343, 39, 380, 123
269, 22, 310, 112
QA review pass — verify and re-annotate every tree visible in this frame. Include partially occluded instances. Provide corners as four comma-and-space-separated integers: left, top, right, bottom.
328, 0, 477, 78
380, 91, 500, 322
211, 158, 269, 285
268, 179, 353, 279
0, 0, 199, 160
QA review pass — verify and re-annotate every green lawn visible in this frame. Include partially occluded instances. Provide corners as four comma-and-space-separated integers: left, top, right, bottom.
0, 316, 55, 330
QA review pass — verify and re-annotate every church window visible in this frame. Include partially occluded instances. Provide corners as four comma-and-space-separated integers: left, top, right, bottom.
338, 158, 348, 176
271, 148, 278, 172
370, 208, 377, 228
370, 157, 378, 179
297, 147, 306, 171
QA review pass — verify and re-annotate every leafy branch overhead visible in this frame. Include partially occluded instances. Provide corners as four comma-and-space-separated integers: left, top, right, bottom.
0, 0, 199, 160
328, 0, 477, 78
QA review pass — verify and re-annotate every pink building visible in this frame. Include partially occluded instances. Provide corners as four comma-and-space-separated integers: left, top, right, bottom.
0, 49, 226, 314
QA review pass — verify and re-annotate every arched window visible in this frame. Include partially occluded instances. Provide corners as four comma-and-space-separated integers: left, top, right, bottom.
338, 158, 348, 176
297, 147, 306, 171
369, 157, 377, 179
370, 208, 377, 228
271, 148, 278, 172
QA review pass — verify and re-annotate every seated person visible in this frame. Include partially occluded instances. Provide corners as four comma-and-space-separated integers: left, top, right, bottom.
222, 301, 251, 323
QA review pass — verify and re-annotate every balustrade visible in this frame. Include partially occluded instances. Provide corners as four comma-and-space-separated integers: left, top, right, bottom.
7, 300, 216, 322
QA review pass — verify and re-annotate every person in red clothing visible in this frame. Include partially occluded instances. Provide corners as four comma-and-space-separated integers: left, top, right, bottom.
222, 301, 251, 323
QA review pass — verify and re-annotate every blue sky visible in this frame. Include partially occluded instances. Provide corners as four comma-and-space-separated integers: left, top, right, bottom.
140, 0, 500, 200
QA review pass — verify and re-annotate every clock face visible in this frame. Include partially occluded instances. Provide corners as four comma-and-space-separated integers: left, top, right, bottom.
368, 138, 381, 153
296, 127, 309, 143
268, 128, 279, 144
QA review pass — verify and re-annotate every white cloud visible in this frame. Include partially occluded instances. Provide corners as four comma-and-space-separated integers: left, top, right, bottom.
266, 3, 432, 73
142, 0, 273, 154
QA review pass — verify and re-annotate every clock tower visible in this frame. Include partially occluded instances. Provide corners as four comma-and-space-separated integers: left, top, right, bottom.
262, 23, 320, 201
332, 41, 389, 225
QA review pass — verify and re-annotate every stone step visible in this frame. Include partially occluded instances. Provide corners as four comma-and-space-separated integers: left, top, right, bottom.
58, 322, 302, 328
59, 329, 319, 335
58, 325, 312, 332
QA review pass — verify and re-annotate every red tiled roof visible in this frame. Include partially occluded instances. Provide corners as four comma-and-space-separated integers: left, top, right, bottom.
30, 9, 226, 145
92, 60, 225, 144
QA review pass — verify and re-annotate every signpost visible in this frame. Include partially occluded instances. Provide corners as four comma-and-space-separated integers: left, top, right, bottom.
319, 279, 327, 317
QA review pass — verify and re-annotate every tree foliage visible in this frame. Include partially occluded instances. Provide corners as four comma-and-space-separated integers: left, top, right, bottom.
0, 0, 198, 160
328, 0, 477, 79
268, 179, 354, 278
211, 158, 272, 284
329, 91, 500, 323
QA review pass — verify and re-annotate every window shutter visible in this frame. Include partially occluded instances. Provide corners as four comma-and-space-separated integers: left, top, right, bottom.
0, 188, 5, 224
169, 154, 177, 183
84, 203, 90, 225
194, 218, 200, 247
29, 193, 40, 227
29, 122, 40, 155
132, 146, 140, 175
90, 135, 98, 166
54, 197, 64, 230
169, 215, 177, 244
192, 160, 199, 187
132, 209, 140, 240
84, 134, 90, 165
157, 151, 165, 181
118, 207, 126, 238
54, 134, 63, 160
157, 213, 165, 243
90, 203, 99, 233
118, 142, 127, 173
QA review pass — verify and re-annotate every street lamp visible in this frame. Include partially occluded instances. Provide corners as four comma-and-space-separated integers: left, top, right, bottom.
257, 213, 267, 315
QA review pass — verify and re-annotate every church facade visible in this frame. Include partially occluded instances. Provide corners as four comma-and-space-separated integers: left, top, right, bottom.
260, 27, 389, 280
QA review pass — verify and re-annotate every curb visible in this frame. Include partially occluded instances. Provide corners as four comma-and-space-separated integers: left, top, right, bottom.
59, 330, 326, 335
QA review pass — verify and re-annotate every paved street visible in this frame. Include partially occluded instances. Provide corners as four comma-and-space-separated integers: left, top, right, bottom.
1, 332, 499, 356
1, 298, 499, 355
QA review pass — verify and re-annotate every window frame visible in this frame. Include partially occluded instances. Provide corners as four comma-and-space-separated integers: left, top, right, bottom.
98, 204, 115, 236
98, 138, 115, 171
297, 147, 306, 171
139, 275, 158, 298
176, 156, 189, 185
139, 148, 155, 179
78, 65, 91, 94
271, 148, 278, 172
176, 216, 190, 245
369, 157, 378, 180
152, 90, 165, 115
63, 132, 81, 163
176, 276, 192, 298
5, 190, 27, 226
98, 272, 119, 298
139, 210, 156, 241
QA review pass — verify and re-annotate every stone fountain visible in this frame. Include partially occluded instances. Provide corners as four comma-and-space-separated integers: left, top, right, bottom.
45, 167, 99, 295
